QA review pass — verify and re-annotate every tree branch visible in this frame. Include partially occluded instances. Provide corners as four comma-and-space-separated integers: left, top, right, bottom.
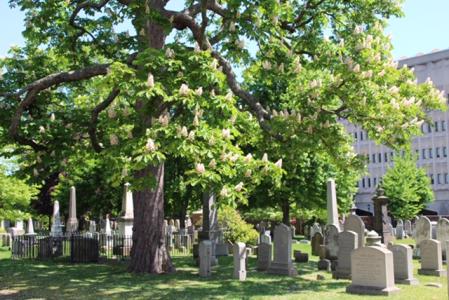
89, 88, 120, 152
69, 0, 111, 41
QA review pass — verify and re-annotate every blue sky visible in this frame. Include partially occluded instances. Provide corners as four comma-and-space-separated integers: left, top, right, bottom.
1, 0, 449, 59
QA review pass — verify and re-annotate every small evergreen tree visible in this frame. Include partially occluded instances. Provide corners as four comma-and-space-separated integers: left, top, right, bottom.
381, 152, 433, 219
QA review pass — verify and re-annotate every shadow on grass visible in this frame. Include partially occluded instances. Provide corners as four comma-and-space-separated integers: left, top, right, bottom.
0, 253, 347, 300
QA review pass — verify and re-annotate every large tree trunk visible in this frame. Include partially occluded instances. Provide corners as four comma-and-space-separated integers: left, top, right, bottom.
128, 0, 173, 273
128, 164, 175, 273
32, 171, 60, 219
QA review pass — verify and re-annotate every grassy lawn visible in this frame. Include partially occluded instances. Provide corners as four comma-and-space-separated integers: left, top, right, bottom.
0, 241, 447, 300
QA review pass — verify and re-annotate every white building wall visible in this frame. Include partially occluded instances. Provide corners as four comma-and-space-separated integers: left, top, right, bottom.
347, 49, 449, 215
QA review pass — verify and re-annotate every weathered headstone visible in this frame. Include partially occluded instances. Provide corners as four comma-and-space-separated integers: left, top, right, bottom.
293, 250, 309, 263
344, 215, 365, 249
418, 239, 445, 276
233, 242, 247, 281
215, 230, 228, 256
311, 232, 324, 256
415, 216, 432, 256
104, 215, 112, 236
324, 224, 340, 260
436, 218, 449, 260
267, 224, 297, 276
260, 231, 272, 244
199, 192, 218, 266
50, 201, 63, 237
175, 219, 181, 231
404, 220, 412, 236
327, 179, 340, 229
66, 186, 79, 233
118, 183, 134, 237
372, 188, 393, 244
346, 246, 400, 296
333, 230, 358, 279
199, 240, 212, 277
310, 223, 322, 240
396, 220, 405, 240
257, 242, 272, 271
89, 221, 97, 233
388, 244, 418, 285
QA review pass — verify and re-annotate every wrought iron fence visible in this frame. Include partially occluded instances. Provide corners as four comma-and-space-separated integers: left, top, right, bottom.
11, 232, 194, 263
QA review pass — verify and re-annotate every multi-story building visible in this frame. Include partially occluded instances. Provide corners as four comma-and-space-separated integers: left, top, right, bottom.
346, 48, 449, 215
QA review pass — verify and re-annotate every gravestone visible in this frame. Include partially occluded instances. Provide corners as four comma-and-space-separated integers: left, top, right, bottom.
294, 250, 309, 263
260, 231, 272, 244
327, 179, 340, 229
324, 224, 340, 260
310, 223, 322, 240
344, 215, 365, 248
404, 220, 412, 236
257, 242, 272, 271
66, 186, 79, 233
418, 239, 445, 276
233, 242, 247, 281
346, 246, 400, 296
396, 220, 405, 240
415, 216, 432, 256
311, 232, 324, 256
215, 230, 228, 256
436, 218, 449, 260
175, 219, 181, 231
199, 192, 218, 266
70, 236, 99, 263
388, 244, 418, 285
333, 230, 358, 279
267, 224, 297, 276
50, 201, 63, 237
118, 183, 134, 237
89, 221, 97, 233
26, 217, 36, 236
199, 240, 212, 277
372, 188, 393, 244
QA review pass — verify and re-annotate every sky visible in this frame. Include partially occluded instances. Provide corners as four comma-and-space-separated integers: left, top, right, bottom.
1, 0, 449, 59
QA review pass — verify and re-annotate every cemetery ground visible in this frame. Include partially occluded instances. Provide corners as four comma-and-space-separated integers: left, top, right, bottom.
0, 239, 446, 300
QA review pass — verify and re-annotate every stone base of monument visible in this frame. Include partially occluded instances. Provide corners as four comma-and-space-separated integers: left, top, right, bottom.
332, 269, 351, 279
267, 262, 298, 276
330, 260, 337, 271
346, 284, 400, 296
318, 259, 331, 271
418, 268, 446, 277
396, 278, 419, 285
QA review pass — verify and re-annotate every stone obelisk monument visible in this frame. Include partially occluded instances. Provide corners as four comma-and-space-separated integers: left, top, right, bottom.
66, 186, 79, 233
50, 201, 63, 237
327, 179, 339, 229
118, 183, 134, 237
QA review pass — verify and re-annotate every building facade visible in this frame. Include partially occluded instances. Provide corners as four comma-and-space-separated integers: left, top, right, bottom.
346, 49, 449, 215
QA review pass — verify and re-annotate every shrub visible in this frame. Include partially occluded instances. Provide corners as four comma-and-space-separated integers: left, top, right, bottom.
218, 206, 259, 246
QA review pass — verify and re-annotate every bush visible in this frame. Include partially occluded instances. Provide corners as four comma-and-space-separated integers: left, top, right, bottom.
218, 206, 259, 246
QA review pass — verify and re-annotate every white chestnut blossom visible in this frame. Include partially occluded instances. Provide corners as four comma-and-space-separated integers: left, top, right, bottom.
274, 159, 282, 168
33, 168, 39, 177
244, 153, 253, 163
235, 182, 244, 192
165, 48, 175, 58
225, 90, 233, 101
222, 128, 231, 139
145, 138, 157, 152
352, 64, 360, 73
195, 163, 205, 174
193, 115, 200, 127
108, 107, 117, 119
229, 22, 236, 32
158, 114, 169, 126
50, 113, 55, 122
378, 70, 386, 77
179, 84, 189, 96
39, 126, 46, 133
110, 134, 119, 145
211, 59, 218, 69
262, 61, 272, 70
187, 130, 195, 140
244, 169, 252, 177
262, 153, 268, 162
146, 73, 154, 88
208, 159, 216, 169
180, 126, 188, 137
220, 187, 229, 197
195, 87, 203, 96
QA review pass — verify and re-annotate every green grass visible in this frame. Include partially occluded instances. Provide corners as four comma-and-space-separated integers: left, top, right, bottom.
0, 242, 446, 299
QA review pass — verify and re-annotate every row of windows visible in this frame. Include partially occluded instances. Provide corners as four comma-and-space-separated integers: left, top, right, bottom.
353, 120, 448, 142
421, 120, 447, 133
366, 147, 448, 164
360, 173, 449, 189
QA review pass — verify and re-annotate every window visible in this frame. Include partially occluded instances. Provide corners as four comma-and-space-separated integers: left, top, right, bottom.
368, 177, 371, 188
384, 152, 388, 162
421, 123, 425, 133
422, 149, 426, 159
367, 204, 371, 212
373, 177, 377, 187
378, 153, 382, 163
362, 178, 366, 188
415, 149, 419, 159
366, 154, 370, 162
444, 147, 448, 158
428, 123, 432, 132
436, 147, 440, 158
390, 152, 394, 158
442, 120, 446, 131
430, 174, 434, 185
354, 132, 358, 140
429, 148, 433, 159
435, 121, 439, 132
372, 154, 376, 163
437, 173, 441, 184
360, 131, 364, 141
445, 173, 448, 184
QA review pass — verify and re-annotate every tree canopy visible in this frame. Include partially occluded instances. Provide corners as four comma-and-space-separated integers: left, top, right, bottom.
0, 0, 445, 273
381, 152, 434, 220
